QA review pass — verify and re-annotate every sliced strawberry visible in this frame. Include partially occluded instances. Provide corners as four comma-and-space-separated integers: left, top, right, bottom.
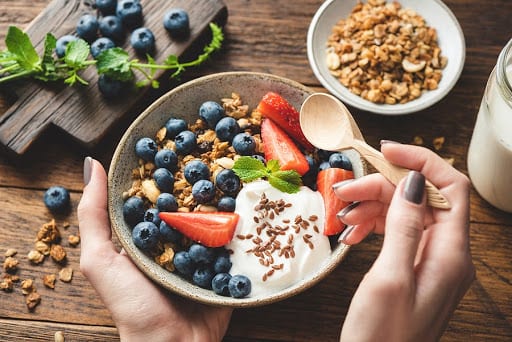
257, 92, 314, 150
159, 212, 239, 247
260, 118, 310, 176
316, 168, 354, 236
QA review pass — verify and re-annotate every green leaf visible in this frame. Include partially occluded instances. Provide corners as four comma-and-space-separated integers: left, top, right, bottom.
266, 159, 280, 173
233, 156, 267, 181
164, 54, 179, 67
42, 33, 57, 65
64, 39, 90, 67
96, 47, 133, 81
268, 171, 301, 193
5, 26, 40, 71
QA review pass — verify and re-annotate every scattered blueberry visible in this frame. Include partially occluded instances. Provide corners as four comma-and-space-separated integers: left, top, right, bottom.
184, 160, 210, 184
165, 118, 188, 139
318, 160, 331, 171
174, 130, 196, 155
99, 15, 124, 42
228, 274, 251, 298
328, 152, 353, 171
116, 0, 143, 28
153, 168, 175, 192
193, 266, 215, 289
55, 35, 78, 58
135, 137, 158, 161
213, 254, 232, 274
130, 27, 155, 55
215, 117, 240, 142
154, 149, 178, 171
95, 0, 117, 15
189, 244, 216, 264
232, 133, 256, 155
43, 186, 71, 214
199, 101, 225, 128
156, 192, 178, 212
143, 208, 161, 226
123, 196, 145, 227
76, 14, 99, 42
217, 196, 236, 212
132, 221, 159, 251
215, 169, 240, 195
90, 37, 115, 58
163, 8, 190, 38
174, 251, 196, 277
192, 179, 215, 203
159, 221, 183, 244
252, 154, 266, 164
211, 273, 232, 296
98, 74, 129, 98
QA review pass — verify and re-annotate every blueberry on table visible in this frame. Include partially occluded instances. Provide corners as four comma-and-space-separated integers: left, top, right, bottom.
328, 152, 353, 171
215, 117, 240, 142
189, 244, 216, 264
95, 0, 117, 15
143, 208, 161, 226
55, 35, 78, 58
153, 168, 175, 193
116, 0, 143, 28
193, 266, 215, 289
132, 221, 159, 251
174, 251, 196, 277
184, 160, 210, 185
192, 179, 216, 203
98, 74, 129, 98
215, 169, 241, 195
228, 274, 251, 298
130, 27, 155, 55
217, 196, 236, 212
76, 14, 99, 42
156, 192, 178, 212
154, 149, 178, 171
90, 37, 115, 58
122, 196, 145, 227
43, 186, 70, 214
174, 130, 196, 155
164, 118, 188, 139
199, 101, 225, 128
134, 137, 158, 161
159, 221, 182, 244
232, 133, 256, 155
212, 273, 232, 296
163, 8, 190, 38
99, 15, 124, 42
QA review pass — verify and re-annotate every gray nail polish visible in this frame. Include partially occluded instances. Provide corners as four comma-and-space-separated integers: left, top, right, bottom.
403, 171, 425, 204
380, 139, 400, 145
84, 156, 93, 185
338, 225, 355, 244
337, 201, 360, 219
332, 179, 355, 190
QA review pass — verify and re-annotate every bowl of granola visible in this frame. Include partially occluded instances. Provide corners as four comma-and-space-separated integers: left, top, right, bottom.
307, 0, 465, 115
108, 71, 366, 307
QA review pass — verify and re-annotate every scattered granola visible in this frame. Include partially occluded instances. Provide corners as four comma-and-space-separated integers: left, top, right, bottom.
50, 245, 67, 263
4, 248, 17, 257
27, 250, 45, 264
67, 234, 80, 247
21, 278, 34, 295
25, 291, 41, 311
43, 274, 57, 289
3, 256, 18, 273
54, 331, 65, 342
58, 267, 73, 283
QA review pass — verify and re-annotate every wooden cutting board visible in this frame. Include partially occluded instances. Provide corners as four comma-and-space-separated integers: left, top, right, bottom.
0, 0, 227, 156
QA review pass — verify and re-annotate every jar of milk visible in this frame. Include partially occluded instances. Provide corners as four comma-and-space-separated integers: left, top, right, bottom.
467, 38, 512, 213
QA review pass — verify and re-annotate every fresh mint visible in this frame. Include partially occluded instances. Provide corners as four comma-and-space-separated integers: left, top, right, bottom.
232, 156, 302, 194
0, 23, 224, 88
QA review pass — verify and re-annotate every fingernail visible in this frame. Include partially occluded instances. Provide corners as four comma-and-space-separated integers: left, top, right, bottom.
338, 225, 355, 244
84, 156, 93, 185
380, 139, 400, 145
332, 179, 355, 190
403, 171, 425, 204
337, 201, 360, 220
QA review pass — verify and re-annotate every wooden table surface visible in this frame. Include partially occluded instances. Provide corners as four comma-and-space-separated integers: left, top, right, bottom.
1, 0, 511, 341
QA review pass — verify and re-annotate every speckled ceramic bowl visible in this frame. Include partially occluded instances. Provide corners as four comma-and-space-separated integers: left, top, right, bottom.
108, 72, 366, 307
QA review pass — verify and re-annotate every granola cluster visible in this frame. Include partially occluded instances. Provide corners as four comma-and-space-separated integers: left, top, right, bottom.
326, 0, 447, 104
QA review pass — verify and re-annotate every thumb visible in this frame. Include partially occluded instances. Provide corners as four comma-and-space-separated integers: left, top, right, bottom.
377, 171, 426, 273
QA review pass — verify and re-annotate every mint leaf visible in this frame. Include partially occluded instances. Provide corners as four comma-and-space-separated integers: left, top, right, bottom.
42, 33, 57, 65
64, 39, 89, 67
233, 156, 267, 181
5, 26, 40, 71
96, 47, 133, 81
266, 159, 280, 173
268, 171, 301, 193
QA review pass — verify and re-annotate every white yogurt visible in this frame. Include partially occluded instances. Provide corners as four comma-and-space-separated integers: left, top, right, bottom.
227, 180, 331, 297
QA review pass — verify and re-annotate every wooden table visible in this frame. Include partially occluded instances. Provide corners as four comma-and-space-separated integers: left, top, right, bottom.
1, 1, 511, 341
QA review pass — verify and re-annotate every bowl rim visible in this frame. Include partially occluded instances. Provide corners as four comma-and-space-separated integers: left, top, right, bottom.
107, 71, 360, 307
307, 0, 466, 115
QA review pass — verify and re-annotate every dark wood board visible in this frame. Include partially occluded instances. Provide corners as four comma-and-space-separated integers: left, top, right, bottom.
0, 0, 227, 156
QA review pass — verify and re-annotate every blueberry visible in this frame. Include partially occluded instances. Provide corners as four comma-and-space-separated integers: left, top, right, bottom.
217, 196, 236, 212
143, 208, 161, 226
130, 27, 155, 55
99, 15, 124, 42
192, 179, 215, 203
199, 101, 225, 128
328, 152, 353, 171
174, 251, 196, 277
163, 8, 190, 38
318, 160, 331, 171
215, 169, 240, 195
184, 160, 210, 184
156, 192, 178, 212
76, 14, 99, 42
228, 274, 251, 298
132, 221, 159, 251
95, 0, 117, 15
122, 196, 145, 227
154, 149, 178, 171
303, 155, 318, 178
174, 130, 196, 155
318, 149, 334, 161
215, 117, 240, 142
90, 37, 115, 58
159, 221, 183, 244
153, 168, 174, 192
116, 0, 143, 28
55, 35, 78, 58
211, 273, 232, 296
135, 137, 158, 161
43, 186, 71, 214
193, 266, 215, 289
252, 154, 266, 164
232, 133, 256, 155
165, 118, 188, 139
213, 254, 232, 273
189, 244, 216, 264
98, 74, 129, 98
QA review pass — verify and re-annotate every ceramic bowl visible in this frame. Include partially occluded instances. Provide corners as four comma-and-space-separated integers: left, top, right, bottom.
307, 0, 465, 115
108, 72, 366, 307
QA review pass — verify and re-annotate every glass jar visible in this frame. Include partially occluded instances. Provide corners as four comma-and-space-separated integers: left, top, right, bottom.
467, 38, 512, 213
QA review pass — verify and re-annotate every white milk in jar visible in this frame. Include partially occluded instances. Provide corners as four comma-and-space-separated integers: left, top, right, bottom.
467, 39, 512, 213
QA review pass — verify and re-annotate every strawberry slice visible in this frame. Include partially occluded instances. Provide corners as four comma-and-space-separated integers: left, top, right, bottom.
316, 168, 354, 236
159, 212, 239, 247
257, 92, 314, 150
260, 118, 310, 176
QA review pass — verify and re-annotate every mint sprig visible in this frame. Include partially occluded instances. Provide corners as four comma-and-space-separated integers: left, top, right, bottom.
232, 156, 302, 194
0, 23, 224, 88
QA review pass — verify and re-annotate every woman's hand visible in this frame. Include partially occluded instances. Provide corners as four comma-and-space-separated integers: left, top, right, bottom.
77, 157, 232, 342
335, 142, 475, 341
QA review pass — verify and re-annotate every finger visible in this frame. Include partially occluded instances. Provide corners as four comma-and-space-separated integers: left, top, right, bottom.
337, 200, 387, 228
339, 216, 385, 245
333, 173, 396, 204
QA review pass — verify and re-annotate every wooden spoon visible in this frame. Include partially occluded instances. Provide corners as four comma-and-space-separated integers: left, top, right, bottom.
299, 93, 451, 209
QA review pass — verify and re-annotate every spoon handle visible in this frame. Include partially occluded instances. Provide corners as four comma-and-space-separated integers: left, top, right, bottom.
352, 139, 451, 209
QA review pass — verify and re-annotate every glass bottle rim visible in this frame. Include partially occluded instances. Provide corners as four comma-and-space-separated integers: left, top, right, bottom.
497, 38, 512, 101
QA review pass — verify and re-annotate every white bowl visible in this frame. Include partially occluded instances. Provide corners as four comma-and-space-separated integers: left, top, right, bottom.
307, 0, 465, 115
